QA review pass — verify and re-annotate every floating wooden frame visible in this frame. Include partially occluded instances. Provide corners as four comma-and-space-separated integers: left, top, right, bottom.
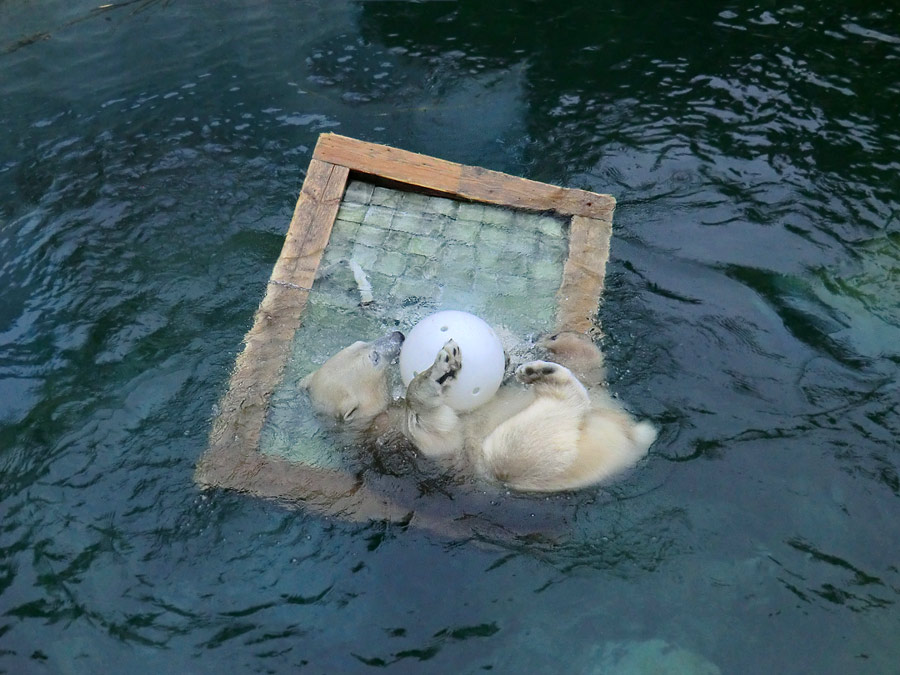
195, 133, 616, 523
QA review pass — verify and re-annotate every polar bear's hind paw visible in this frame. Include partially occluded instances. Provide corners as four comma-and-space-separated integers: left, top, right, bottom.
515, 361, 563, 384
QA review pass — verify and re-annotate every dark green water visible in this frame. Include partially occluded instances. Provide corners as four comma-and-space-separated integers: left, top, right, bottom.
1, 1, 898, 672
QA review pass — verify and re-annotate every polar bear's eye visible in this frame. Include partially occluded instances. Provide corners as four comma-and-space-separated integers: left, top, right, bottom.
369, 351, 381, 366
343, 406, 358, 421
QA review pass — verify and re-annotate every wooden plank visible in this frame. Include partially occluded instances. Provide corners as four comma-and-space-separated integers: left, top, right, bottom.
556, 215, 613, 335
315, 133, 464, 198
458, 165, 615, 222
197, 135, 617, 535
195, 160, 349, 489
271, 159, 348, 287
313, 133, 616, 220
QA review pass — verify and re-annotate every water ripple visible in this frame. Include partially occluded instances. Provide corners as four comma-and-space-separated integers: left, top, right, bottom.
1, 1, 899, 673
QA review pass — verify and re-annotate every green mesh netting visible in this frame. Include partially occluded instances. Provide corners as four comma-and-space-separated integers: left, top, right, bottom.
260, 181, 568, 466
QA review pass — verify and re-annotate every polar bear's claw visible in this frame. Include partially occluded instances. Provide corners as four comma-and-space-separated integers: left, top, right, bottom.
433, 340, 461, 385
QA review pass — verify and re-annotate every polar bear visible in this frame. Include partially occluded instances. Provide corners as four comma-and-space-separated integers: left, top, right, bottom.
300, 331, 406, 434
300, 330, 655, 492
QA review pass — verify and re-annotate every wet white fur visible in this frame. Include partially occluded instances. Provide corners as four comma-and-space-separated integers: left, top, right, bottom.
301, 334, 656, 492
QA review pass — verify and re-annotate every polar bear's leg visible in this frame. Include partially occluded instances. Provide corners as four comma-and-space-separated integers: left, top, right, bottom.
404, 340, 464, 458
405, 340, 461, 408
489, 360, 654, 491
475, 361, 592, 490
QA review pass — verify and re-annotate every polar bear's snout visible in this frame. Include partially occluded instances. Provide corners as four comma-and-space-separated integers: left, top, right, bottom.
371, 331, 405, 366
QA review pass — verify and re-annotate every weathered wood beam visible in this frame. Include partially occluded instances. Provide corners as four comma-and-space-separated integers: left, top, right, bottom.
195, 159, 349, 489
313, 133, 615, 220
556, 215, 613, 335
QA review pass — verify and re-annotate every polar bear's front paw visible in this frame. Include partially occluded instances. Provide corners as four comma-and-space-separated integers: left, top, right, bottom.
516, 360, 566, 385
432, 339, 461, 386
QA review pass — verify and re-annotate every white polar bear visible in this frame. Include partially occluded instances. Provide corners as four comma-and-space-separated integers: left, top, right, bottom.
300, 330, 656, 492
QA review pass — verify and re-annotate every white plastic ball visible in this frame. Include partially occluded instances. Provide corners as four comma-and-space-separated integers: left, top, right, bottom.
399, 310, 506, 411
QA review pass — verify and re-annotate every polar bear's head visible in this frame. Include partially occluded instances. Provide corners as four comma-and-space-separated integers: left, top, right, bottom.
299, 331, 404, 431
